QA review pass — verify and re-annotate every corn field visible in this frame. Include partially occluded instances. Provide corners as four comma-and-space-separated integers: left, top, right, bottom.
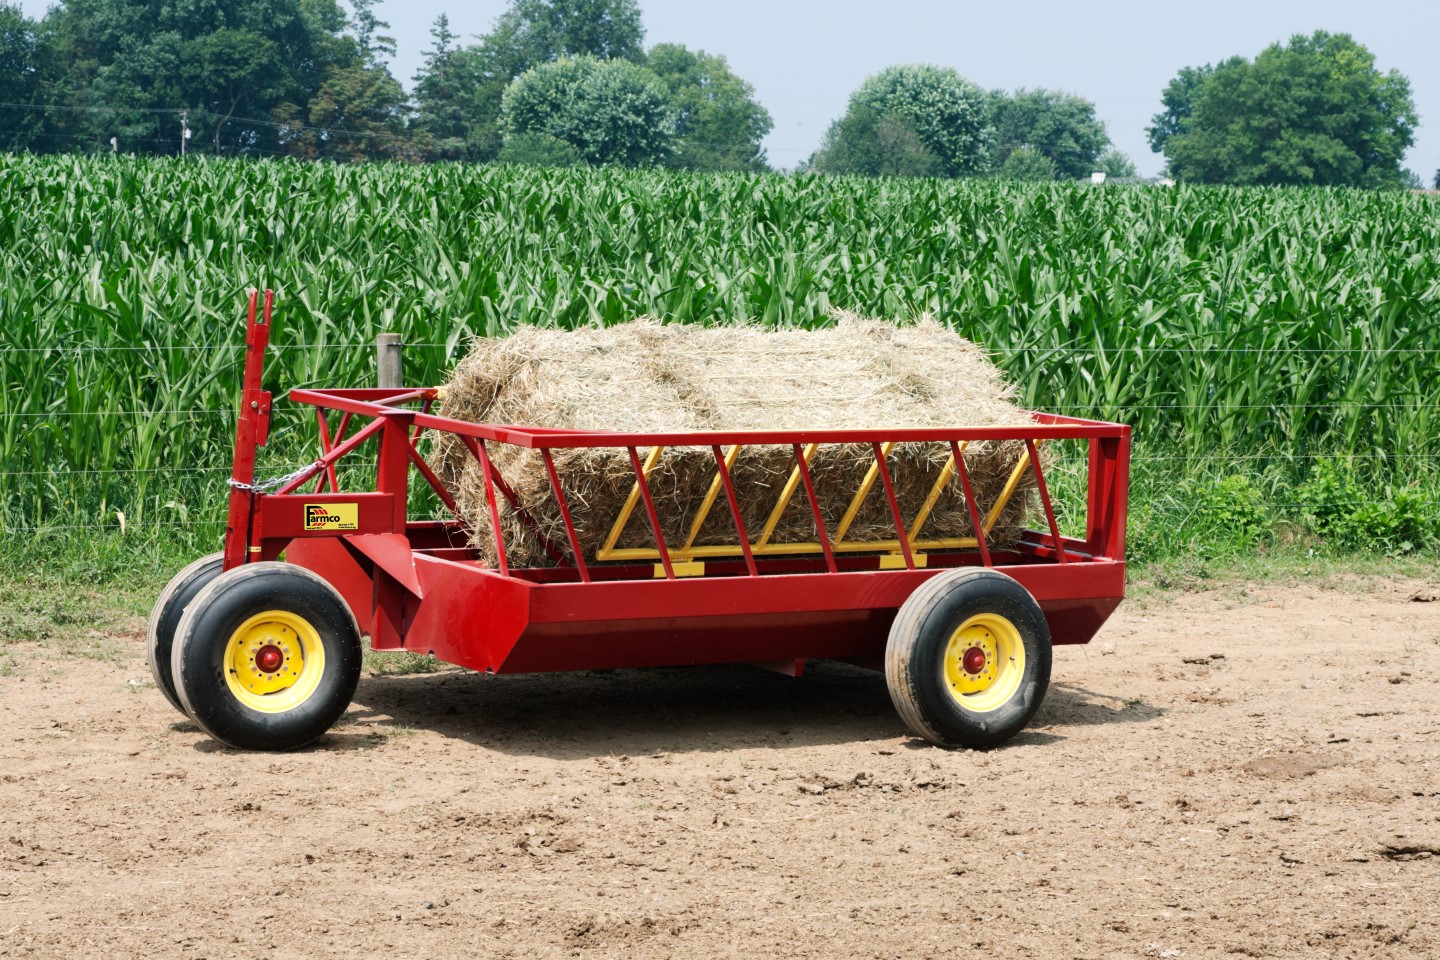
2, 154, 1439, 541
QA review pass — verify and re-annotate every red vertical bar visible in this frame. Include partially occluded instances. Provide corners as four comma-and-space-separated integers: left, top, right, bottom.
950, 440, 992, 568
629, 446, 675, 579
370, 415, 409, 648
1113, 429, 1130, 560
475, 440, 509, 577
871, 442, 915, 570
542, 449, 590, 583
1026, 439, 1067, 564
1085, 430, 1129, 560
486, 462, 569, 566
223, 290, 272, 570
712, 445, 757, 577
374, 416, 411, 532
314, 408, 338, 493
792, 444, 837, 574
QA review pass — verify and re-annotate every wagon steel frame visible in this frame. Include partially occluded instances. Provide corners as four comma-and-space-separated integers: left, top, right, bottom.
223, 291, 1130, 679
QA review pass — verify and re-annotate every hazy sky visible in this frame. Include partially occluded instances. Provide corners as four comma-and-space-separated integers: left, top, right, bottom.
22, 0, 1440, 178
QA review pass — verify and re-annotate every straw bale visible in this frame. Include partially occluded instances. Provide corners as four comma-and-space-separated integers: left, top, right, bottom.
431, 314, 1039, 568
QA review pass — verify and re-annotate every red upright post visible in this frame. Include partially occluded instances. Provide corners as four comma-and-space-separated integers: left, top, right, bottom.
222, 290, 273, 570
1085, 430, 1131, 561
792, 444, 837, 574
1026, 439, 1068, 564
950, 440, 992, 568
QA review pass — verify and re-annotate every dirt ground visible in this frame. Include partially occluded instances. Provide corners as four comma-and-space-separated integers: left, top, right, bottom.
3, 575, 1440, 960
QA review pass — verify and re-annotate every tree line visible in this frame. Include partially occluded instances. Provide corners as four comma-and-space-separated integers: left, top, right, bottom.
0, 0, 1424, 188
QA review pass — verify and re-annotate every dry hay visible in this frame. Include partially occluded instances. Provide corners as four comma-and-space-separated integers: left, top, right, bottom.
431, 314, 1040, 568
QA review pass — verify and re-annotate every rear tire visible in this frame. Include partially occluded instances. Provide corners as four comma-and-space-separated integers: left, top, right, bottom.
885, 568, 1052, 748
172, 562, 362, 751
146, 552, 224, 716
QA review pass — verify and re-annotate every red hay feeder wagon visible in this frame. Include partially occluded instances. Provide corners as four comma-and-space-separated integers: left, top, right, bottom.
148, 292, 1131, 751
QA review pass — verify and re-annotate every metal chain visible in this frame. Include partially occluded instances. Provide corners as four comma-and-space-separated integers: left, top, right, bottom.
226, 460, 325, 494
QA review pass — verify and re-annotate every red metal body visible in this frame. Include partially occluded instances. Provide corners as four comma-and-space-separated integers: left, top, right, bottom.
225, 292, 1131, 677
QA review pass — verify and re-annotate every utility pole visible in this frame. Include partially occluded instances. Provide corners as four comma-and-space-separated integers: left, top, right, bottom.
180, 110, 190, 157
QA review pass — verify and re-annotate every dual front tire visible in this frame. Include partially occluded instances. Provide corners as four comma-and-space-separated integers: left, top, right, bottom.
146, 560, 361, 751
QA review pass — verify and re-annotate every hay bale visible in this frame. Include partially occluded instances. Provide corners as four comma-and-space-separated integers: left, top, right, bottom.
431, 314, 1039, 568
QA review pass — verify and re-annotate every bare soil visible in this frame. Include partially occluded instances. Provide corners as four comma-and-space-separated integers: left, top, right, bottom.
3, 576, 1439, 959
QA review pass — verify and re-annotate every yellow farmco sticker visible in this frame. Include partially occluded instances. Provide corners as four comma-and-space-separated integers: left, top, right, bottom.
304, 503, 358, 531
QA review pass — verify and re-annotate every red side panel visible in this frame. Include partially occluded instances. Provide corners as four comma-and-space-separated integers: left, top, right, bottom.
404, 556, 533, 672
286, 537, 375, 637
287, 539, 1124, 674
503, 611, 891, 673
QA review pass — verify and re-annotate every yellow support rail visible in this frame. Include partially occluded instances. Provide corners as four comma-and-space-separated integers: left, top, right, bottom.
595, 441, 1034, 566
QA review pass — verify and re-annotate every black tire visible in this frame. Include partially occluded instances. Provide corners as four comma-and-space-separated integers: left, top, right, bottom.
171, 562, 362, 751
885, 568, 1052, 749
146, 552, 225, 716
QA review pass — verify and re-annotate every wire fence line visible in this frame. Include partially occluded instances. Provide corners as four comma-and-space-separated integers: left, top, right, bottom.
4, 449, 1440, 482
0, 342, 462, 354
1, 401, 1431, 422
5, 495, 1440, 535
7, 342, 1440, 355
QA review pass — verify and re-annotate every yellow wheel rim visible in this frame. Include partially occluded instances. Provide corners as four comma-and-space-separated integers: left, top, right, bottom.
943, 613, 1025, 713
223, 610, 326, 714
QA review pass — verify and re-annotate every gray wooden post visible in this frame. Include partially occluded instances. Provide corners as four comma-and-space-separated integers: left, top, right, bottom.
377, 333, 403, 389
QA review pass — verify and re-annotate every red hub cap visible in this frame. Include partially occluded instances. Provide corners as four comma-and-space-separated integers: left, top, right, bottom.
254, 644, 285, 674
962, 646, 987, 675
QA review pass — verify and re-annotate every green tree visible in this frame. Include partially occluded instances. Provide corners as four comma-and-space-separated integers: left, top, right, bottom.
413, 0, 645, 162
0, 3, 42, 150
645, 43, 771, 172
990, 88, 1109, 180
498, 131, 580, 166
1145, 62, 1236, 155
814, 64, 991, 178
274, 0, 419, 162
349, 0, 395, 64
997, 144, 1056, 181
278, 62, 420, 162
806, 104, 945, 179
1098, 148, 1137, 178
484, 0, 644, 72
412, 15, 472, 159
500, 55, 675, 167
1153, 32, 1417, 188
31, 0, 366, 156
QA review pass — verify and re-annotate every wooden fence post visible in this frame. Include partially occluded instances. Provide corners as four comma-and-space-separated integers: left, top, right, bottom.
377, 333, 403, 389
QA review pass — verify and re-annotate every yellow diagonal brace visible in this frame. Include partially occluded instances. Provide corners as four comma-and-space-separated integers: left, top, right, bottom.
908, 442, 968, 543
833, 441, 895, 544
597, 444, 665, 561
754, 442, 818, 549
682, 444, 742, 554
981, 446, 1032, 535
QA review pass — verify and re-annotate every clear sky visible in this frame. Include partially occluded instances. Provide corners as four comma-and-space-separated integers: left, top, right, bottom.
21, 0, 1440, 178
